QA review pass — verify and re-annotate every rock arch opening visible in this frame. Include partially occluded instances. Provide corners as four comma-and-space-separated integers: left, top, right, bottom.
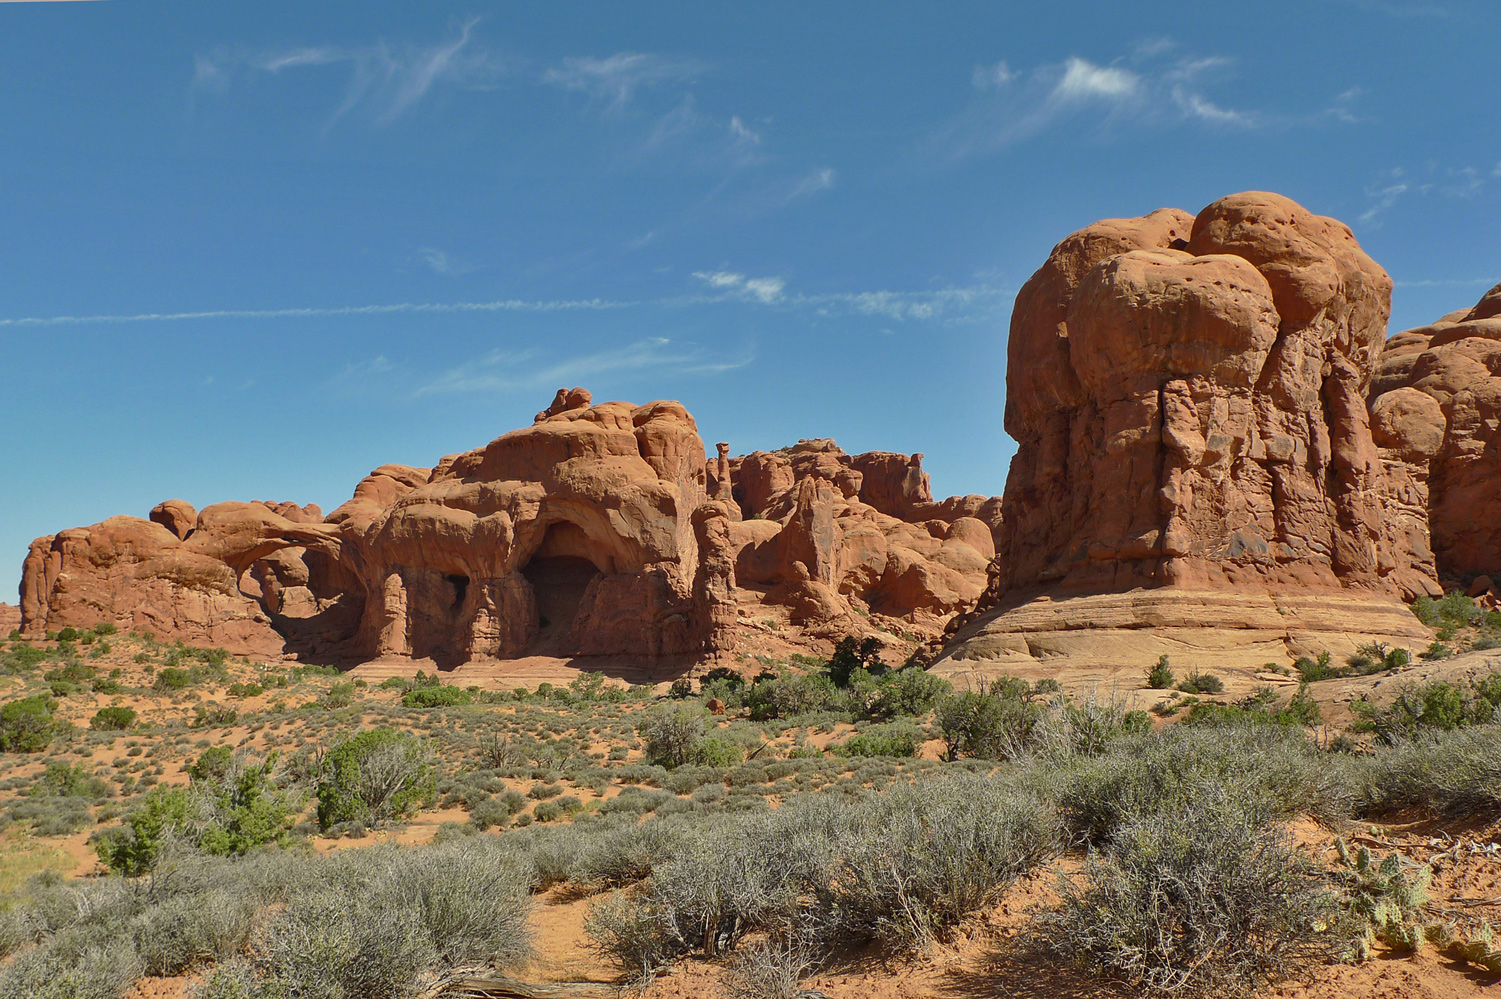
520, 522, 606, 655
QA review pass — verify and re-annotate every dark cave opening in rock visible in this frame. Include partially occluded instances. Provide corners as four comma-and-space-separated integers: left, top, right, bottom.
521, 556, 600, 654
445, 573, 470, 611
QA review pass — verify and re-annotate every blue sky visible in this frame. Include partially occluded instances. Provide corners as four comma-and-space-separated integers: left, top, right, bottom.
3, 0, 1499, 596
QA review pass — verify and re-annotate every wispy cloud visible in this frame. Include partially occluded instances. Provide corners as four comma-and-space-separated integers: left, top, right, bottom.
0, 278, 1008, 331
691, 271, 786, 303
787, 167, 836, 200
932, 46, 1265, 158
1359, 160, 1494, 225
0, 298, 634, 329
193, 20, 505, 125
542, 52, 704, 110
416, 247, 481, 276
414, 336, 753, 396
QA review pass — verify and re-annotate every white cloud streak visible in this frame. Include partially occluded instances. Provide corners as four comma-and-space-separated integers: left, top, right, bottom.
542, 52, 704, 110
1, 279, 1010, 332
194, 20, 504, 125
0, 298, 634, 329
934, 46, 1261, 157
414, 336, 753, 396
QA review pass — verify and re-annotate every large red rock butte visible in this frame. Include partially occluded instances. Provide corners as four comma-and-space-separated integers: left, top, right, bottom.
937, 192, 1450, 672
18, 389, 1001, 666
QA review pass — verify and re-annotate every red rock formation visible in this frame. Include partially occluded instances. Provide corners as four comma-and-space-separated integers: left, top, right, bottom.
19, 394, 1002, 662
999, 191, 1432, 599
936, 192, 1435, 672
1372, 283, 1501, 581
725, 440, 1001, 630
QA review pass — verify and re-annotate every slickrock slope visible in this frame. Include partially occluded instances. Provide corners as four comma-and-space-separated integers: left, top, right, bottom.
936, 192, 1437, 673
18, 390, 997, 668
1372, 282, 1501, 582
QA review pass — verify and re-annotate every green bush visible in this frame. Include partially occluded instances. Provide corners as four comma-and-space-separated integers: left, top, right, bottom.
154, 667, 192, 690
834, 723, 921, 758
640, 704, 706, 768
316, 728, 436, 829
747, 672, 840, 720
1295, 651, 1340, 682
90, 706, 137, 731
32, 762, 108, 799
935, 682, 1042, 761
1146, 655, 1174, 690
1349, 676, 1499, 743
401, 684, 471, 708
826, 636, 885, 688
0, 695, 59, 752
1176, 669, 1224, 695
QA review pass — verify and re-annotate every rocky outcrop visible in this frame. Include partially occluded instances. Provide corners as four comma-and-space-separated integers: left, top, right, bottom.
725, 439, 1001, 631
936, 192, 1437, 673
20, 391, 994, 664
1371, 284, 1501, 582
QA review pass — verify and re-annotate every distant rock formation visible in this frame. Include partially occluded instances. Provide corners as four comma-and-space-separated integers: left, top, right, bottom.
1372, 282, 1501, 581
937, 192, 1437, 671
18, 392, 999, 665
724, 439, 1002, 634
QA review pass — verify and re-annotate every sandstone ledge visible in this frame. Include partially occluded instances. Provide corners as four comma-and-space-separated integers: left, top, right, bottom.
933, 589, 1432, 675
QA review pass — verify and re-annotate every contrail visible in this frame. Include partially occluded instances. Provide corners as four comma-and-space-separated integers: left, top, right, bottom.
0, 298, 638, 328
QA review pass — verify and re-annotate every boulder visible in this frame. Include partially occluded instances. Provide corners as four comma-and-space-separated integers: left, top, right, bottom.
149, 499, 197, 540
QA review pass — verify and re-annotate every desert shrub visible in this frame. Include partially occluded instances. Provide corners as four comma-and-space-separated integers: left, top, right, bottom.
1175, 669, 1223, 695
32, 762, 108, 799
863, 666, 951, 719
191, 703, 238, 728
587, 773, 1058, 973
935, 681, 1042, 761
1053, 725, 1344, 844
1050, 687, 1151, 756
1146, 655, 1175, 689
401, 685, 470, 708
834, 722, 921, 758
721, 934, 825, 999
316, 728, 436, 830
155, 667, 193, 691
1183, 683, 1322, 729
90, 705, 136, 731
825, 636, 886, 688
1411, 591, 1479, 629
1042, 787, 1332, 997
668, 677, 694, 699
0, 694, 59, 752
244, 842, 533, 997
1349, 676, 1500, 743
96, 785, 199, 875
1295, 651, 1340, 682
131, 889, 258, 975
1347, 641, 1410, 674
640, 704, 706, 769
0, 940, 141, 999
747, 672, 840, 720
468, 796, 512, 830
1356, 724, 1501, 816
